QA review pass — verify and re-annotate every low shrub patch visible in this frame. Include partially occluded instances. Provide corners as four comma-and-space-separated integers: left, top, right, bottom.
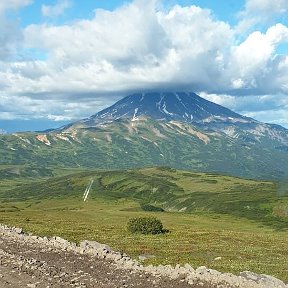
140, 203, 164, 212
127, 216, 164, 234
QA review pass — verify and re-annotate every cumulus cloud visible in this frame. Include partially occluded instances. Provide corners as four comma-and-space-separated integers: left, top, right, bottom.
21, 2, 234, 95
201, 92, 287, 113
200, 92, 288, 127
0, 0, 32, 13
0, 0, 287, 127
228, 24, 288, 94
244, 0, 288, 16
0, 21, 21, 60
21, 2, 288, 95
245, 109, 288, 127
42, 0, 71, 18
0, 91, 116, 121
237, 0, 288, 32
0, 0, 32, 60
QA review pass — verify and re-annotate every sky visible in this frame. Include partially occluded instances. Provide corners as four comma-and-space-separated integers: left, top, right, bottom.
0, 0, 287, 132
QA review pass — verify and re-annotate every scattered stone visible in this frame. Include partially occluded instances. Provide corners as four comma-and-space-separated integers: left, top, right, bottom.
14, 227, 23, 234
80, 240, 111, 252
0, 223, 287, 288
240, 271, 287, 288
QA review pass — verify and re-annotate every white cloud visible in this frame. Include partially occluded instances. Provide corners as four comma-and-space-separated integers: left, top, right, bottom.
22, 2, 233, 94
21, 2, 288, 96
0, 0, 32, 13
228, 24, 288, 93
0, 0, 32, 60
0, 112, 21, 120
237, 0, 288, 32
42, 0, 71, 18
0, 90, 114, 121
244, 109, 288, 127
200, 92, 288, 127
199, 93, 237, 109
201, 92, 287, 112
0, 0, 287, 127
245, 0, 288, 16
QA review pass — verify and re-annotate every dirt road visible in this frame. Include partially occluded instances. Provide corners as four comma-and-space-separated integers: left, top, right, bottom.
0, 225, 287, 288
0, 232, 203, 288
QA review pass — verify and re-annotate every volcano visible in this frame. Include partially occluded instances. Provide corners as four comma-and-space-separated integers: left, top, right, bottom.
1, 92, 288, 180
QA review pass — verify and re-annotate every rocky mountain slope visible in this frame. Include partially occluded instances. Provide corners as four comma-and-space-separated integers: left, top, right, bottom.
78, 92, 246, 125
0, 92, 287, 180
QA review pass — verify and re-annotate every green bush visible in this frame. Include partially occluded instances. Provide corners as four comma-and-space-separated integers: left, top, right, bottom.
140, 203, 164, 212
127, 216, 164, 234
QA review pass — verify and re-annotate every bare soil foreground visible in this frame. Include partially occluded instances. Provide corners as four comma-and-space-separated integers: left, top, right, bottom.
0, 225, 287, 288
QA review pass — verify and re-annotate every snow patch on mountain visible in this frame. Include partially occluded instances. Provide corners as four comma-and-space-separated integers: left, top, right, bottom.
162, 102, 174, 116
59, 91, 288, 148
80, 92, 249, 128
132, 108, 139, 122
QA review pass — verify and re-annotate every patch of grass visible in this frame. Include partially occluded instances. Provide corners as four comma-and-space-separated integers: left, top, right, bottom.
2, 167, 287, 229
0, 198, 287, 282
0, 167, 288, 282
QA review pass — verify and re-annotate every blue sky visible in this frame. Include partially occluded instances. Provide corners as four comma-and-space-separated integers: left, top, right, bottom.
18, 1, 244, 25
0, 0, 287, 132
18, 0, 123, 26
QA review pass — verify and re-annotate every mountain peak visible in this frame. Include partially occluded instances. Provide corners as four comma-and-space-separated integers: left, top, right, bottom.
81, 92, 250, 127
1, 91, 288, 181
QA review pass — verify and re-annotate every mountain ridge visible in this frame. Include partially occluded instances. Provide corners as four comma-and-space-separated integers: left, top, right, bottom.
0, 91, 287, 181
62, 92, 288, 149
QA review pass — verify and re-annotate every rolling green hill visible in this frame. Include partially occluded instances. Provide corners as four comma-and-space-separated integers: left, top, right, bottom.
1, 167, 287, 228
0, 167, 288, 282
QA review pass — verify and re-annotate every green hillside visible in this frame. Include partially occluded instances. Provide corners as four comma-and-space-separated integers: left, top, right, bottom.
1, 167, 287, 228
1, 118, 288, 180
0, 167, 288, 281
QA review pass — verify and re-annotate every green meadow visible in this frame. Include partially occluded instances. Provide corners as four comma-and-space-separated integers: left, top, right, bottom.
0, 166, 287, 281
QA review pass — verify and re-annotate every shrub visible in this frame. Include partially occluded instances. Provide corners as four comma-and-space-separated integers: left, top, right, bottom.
140, 203, 164, 212
127, 216, 164, 234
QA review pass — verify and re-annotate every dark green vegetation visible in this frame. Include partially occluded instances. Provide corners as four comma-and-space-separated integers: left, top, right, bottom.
1, 92, 288, 183
0, 166, 288, 281
127, 216, 164, 234
0, 116, 288, 181
140, 203, 164, 212
1, 167, 287, 229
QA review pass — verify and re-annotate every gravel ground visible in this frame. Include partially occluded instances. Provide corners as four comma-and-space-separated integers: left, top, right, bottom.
0, 233, 205, 288
0, 225, 287, 288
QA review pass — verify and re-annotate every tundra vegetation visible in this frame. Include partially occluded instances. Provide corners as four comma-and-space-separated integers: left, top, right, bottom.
0, 165, 287, 282
127, 216, 165, 234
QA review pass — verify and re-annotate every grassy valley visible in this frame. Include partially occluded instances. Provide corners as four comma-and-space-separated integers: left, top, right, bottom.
0, 166, 288, 281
